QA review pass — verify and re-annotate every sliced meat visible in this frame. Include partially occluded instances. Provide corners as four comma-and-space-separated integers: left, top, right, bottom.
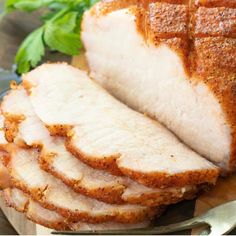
0, 114, 8, 149
2, 88, 127, 204
2, 188, 68, 230
3, 188, 150, 231
81, 0, 236, 173
5, 144, 156, 223
22, 63, 219, 188
0, 152, 11, 189
2, 87, 199, 206
0, 116, 11, 189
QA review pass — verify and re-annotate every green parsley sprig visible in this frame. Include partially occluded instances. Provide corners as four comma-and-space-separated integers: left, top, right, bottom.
2, 0, 99, 74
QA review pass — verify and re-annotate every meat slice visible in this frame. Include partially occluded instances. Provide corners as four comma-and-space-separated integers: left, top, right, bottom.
81, 0, 236, 173
5, 144, 156, 223
22, 63, 219, 188
0, 116, 11, 189
3, 188, 150, 231
0, 152, 11, 189
0, 114, 8, 149
1, 87, 199, 206
2, 188, 68, 230
2, 88, 126, 204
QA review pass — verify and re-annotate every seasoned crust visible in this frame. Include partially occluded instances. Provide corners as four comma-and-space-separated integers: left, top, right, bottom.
118, 166, 219, 189
67, 135, 219, 188
149, 2, 189, 39
65, 139, 123, 176
194, 0, 236, 8
47, 124, 72, 137
193, 37, 236, 172
194, 7, 236, 37
39, 152, 126, 204
3, 115, 23, 143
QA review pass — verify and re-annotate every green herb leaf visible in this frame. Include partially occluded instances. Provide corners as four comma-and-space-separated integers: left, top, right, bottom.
2, 0, 99, 73
44, 23, 82, 55
15, 27, 45, 73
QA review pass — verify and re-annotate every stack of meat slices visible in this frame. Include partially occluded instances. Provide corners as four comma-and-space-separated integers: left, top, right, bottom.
0, 63, 219, 231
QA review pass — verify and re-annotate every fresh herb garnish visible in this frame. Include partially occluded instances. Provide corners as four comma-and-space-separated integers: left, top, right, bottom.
2, 0, 99, 74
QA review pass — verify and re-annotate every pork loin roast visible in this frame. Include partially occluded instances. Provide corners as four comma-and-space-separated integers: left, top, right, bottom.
82, 0, 236, 173
22, 63, 219, 188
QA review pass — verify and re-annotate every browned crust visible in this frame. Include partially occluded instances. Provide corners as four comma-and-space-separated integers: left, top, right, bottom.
3, 114, 24, 143
192, 37, 236, 172
2, 188, 69, 231
47, 124, 73, 137
119, 166, 219, 188
90, 0, 139, 17
194, 7, 236, 37
66, 138, 124, 176
149, 2, 189, 39
194, 0, 236, 8
39, 152, 126, 204
67, 137, 219, 188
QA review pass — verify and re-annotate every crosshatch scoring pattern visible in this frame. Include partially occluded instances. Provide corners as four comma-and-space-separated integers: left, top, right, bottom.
91, 0, 236, 170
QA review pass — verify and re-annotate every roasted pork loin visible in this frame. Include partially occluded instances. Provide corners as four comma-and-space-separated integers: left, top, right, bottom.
82, 0, 236, 173
22, 63, 219, 188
